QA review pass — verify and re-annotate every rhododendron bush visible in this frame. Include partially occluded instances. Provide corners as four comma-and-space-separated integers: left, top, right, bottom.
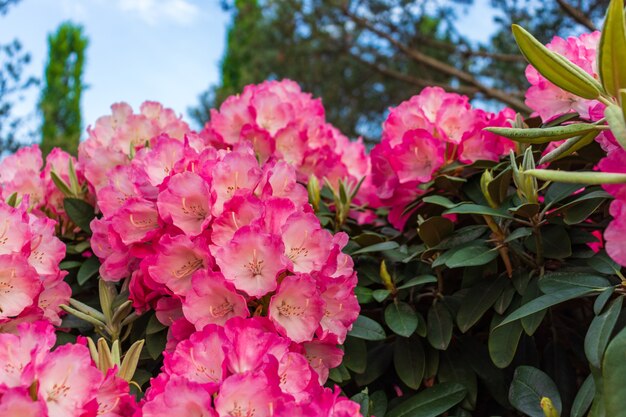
2, 1, 626, 416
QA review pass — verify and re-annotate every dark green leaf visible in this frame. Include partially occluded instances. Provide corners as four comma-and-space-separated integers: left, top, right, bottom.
444, 203, 513, 219
505, 227, 533, 242
77, 257, 100, 286
386, 383, 466, 417
602, 325, 626, 415
145, 330, 167, 360
587, 252, 623, 275
526, 225, 571, 259
146, 314, 167, 335
397, 275, 437, 290
418, 217, 454, 247
445, 245, 499, 268
538, 272, 611, 294
457, 279, 507, 333
520, 279, 547, 336
509, 366, 562, 417
370, 391, 388, 417
372, 289, 391, 303
348, 315, 386, 341
438, 351, 478, 409
355, 286, 374, 304
385, 302, 418, 337
394, 336, 425, 390
585, 297, 623, 369
571, 375, 595, 417
422, 195, 459, 208
64, 198, 96, 234
344, 337, 367, 374
351, 391, 370, 416
545, 182, 585, 205
498, 287, 593, 327
594, 287, 615, 315
352, 241, 400, 255
427, 303, 453, 350
489, 315, 524, 368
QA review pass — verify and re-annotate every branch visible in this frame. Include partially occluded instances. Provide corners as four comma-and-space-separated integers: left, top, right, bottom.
556, 0, 597, 31
343, 8, 531, 113
351, 52, 481, 97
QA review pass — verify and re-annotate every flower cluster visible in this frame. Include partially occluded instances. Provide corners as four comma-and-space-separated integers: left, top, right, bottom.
525, 31, 602, 122
78, 101, 190, 193
369, 86, 516, 229
0, 321, 137, 417
141, 318, 360, 417
0, 198, 68, 328
0, 145, 84, 222
81, 99, 359, 379
202, 79, 370, 192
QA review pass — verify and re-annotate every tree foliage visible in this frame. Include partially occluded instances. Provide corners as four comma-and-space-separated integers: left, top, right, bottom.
0, 0, 37, 153
40, 22, 88, 156
192, 0, 609, 142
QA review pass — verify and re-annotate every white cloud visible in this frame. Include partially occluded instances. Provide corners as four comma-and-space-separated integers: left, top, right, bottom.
117, 0, 200, 25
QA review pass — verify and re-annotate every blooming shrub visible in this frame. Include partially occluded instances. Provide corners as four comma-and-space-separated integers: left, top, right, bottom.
2, 3, 626, 416
370, 86, 516, 228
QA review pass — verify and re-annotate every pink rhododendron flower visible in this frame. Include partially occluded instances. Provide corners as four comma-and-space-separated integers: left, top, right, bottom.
370, 86, 515, 229
157, 171, 212, 236
525, 31, 602, 121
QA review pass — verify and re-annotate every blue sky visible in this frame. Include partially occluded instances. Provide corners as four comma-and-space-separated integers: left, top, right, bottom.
1, 0, 498, 138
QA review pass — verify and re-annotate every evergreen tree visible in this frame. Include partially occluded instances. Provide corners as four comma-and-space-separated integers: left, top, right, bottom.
192, 0, 608, 142
39, 22, 88, 156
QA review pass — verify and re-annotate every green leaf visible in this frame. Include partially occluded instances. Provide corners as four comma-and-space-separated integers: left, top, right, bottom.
564, 198, 606, 224
594, 287, 615, 315
351, 241, 400, 255
526, 225, 571, 259
512, 24, 604, 99
427, 303, 453, 350
146, 314, 167, 335
538, 130, 599, 165
485, 123, 602, 144
545, 182, 585, 205
422, 195, 458, 209
599, 0, 626, 97
50, 170, 73, 197
498, 287, 594, 327
372, 289, 391, 303
504, 227, 533, 242
397, 275, 437, 290
443, 203, 513, 219
602, 325, 626, 415
457, 279, 507, 333
385, 302, 419, 337
489, 315, 524, 368
509, 366, 562, 417
370, 391, 388, 417
525, 169, 626, 184
444, 245, 499, 268
520, 279, 547, 336
354, 345, 393, 386
145, 330, 167, 360
64, 198, 95, 234
394, 336, 425, 390
354, 286, 373, 304
538, 272, 611, 294
418, 217, 454, 247
344, 337, 367, 374
386, 383, 466, 417
571, 374, 595, 417
605, 104, 626, 150
348, 315, 386, 341
77, 257, 100, 286
587, 252, 622, 275
585, 297, 623, 369
438, 351, 478, 410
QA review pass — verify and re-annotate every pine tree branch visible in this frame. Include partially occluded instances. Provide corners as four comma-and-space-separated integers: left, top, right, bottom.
343, 8, 532, 113
555, 0, 598, 31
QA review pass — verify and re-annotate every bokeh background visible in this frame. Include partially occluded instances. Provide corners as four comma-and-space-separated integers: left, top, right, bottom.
0, 0, 609, 154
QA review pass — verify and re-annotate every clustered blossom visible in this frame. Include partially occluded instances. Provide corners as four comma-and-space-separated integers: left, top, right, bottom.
141, 318, 361, 417
0, 198, 68, 328
0, 145, 84, 222
79, 100, 362, 413
0, 321, 137, 417
525, 31, 603, 122
369, 86, 516, 229
202, 79, 370, 194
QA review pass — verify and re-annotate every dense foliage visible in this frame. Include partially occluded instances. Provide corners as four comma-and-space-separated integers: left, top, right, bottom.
1, 1, 626, 416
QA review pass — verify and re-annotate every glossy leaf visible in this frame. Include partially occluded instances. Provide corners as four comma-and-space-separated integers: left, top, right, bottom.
489, 315, 524, 368
585, 297, 623, 369
444, 245, 499, 268
602, 325, 626, 415
64, 198, 96, 234
77, 256, 100, 286
394, 336, 425, 390
385, 302, 419, 337
598, 0, 626, 97
386, 382, 466, 417
349, 315, 387, 341
509, 366, 562, 417
571, 375, 595, 417
427, 303, 453, 350
457, 279, 507, 333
